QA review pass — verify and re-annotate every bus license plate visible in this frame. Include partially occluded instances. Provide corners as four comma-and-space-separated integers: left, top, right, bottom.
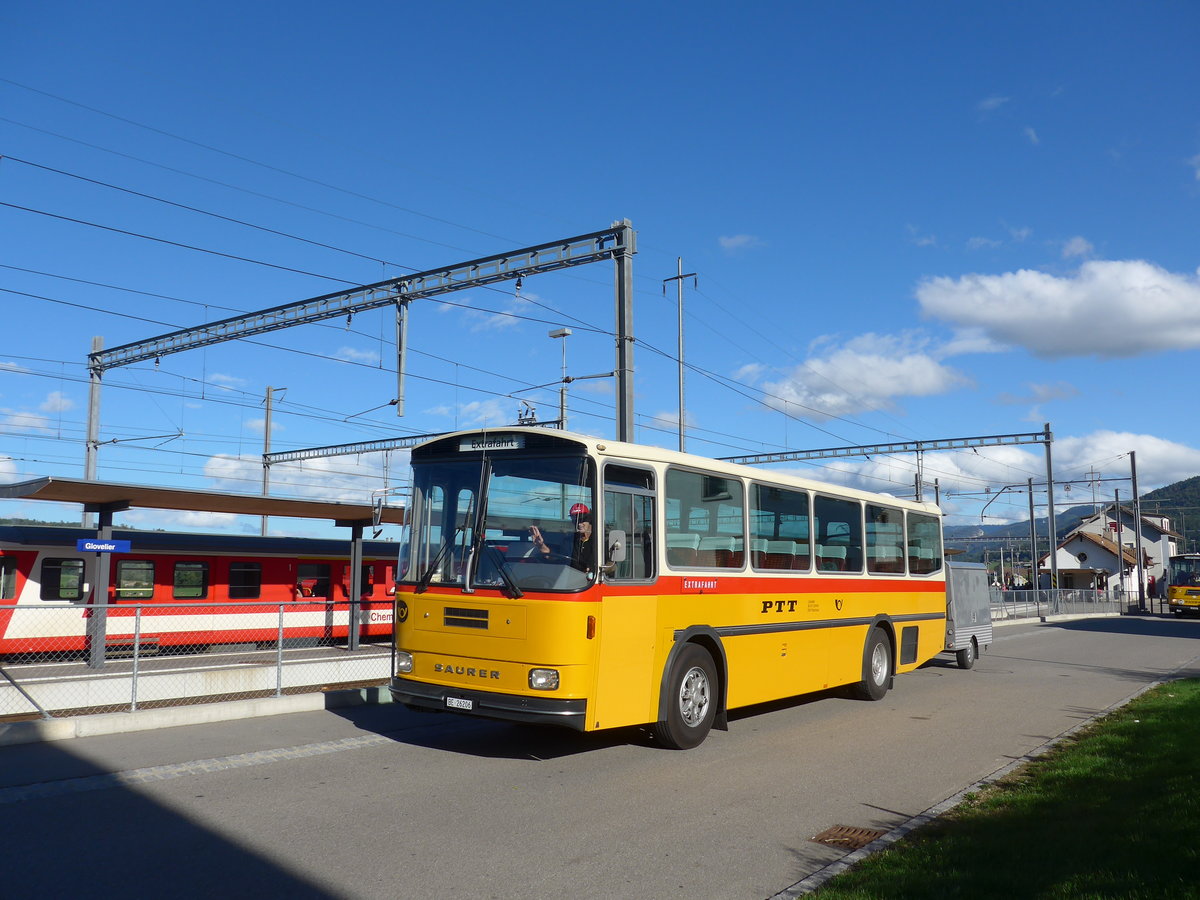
446, 697, 473, 711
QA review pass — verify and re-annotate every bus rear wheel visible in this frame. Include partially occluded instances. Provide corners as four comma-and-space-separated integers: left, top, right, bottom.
654, 644, 716, 750
853, 627, 891, 701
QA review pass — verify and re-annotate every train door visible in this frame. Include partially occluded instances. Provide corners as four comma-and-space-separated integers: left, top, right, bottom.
297, 563, 334, 641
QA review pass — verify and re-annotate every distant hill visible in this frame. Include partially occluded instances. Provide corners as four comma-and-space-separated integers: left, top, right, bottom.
945, 473, 1200, 563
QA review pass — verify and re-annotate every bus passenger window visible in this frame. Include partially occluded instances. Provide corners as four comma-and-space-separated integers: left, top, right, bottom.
750, 484, 811, 571
866, 505, 905, 574
40, 558, 85, 600
666, 469, 744, 569
907, 512, 943, 575
814, 496, 863, 572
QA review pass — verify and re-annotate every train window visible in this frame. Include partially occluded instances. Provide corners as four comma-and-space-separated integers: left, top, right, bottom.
115, 560, 155, 600
174, 561, 209, 599
0, 558, 15, 600
40, 558, 85, 600
228, 561, 262, 599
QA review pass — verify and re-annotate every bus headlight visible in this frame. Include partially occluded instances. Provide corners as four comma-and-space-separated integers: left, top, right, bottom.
529, 668, 559, 691
395, 651, 413, 674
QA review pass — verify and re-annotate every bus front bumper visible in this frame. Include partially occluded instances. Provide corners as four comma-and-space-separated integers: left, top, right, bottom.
389, 676, 588, 731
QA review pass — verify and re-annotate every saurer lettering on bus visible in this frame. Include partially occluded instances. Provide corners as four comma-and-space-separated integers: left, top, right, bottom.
434, 663, 501, 679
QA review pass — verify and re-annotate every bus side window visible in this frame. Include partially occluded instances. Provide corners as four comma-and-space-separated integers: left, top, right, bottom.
814, 495, 863, 573
603, 464, 655, 582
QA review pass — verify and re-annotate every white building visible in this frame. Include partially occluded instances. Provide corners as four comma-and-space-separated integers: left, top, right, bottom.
1041, 504, 1179, 596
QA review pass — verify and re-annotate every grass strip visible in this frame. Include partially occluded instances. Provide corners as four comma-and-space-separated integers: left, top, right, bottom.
813, 679, 1200, 899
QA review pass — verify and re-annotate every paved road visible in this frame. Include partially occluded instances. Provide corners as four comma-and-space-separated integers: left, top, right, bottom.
2, 615, 1198, 899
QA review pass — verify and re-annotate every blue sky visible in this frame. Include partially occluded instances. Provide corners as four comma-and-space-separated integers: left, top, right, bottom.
3, 2, 1200, 536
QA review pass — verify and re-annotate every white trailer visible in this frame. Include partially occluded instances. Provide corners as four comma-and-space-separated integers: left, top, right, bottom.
946, 561, 992, 669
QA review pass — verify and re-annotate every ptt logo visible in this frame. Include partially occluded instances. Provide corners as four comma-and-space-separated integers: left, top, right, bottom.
395, 600, 409, 623
761, 600, 799, 614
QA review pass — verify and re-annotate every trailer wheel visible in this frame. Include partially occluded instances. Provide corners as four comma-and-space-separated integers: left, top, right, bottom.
654, 644, 716, 749
853, 627, 891, 701
956, 637, 977, 670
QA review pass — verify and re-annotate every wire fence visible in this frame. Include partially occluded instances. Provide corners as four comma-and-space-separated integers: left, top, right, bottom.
0, 601, 393, 720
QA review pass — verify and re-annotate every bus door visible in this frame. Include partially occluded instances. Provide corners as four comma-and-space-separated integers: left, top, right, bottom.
592, 464, 658, 729
297, 563, 334, 640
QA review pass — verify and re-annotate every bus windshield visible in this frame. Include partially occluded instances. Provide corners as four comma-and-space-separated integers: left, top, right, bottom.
403, 452, 595, 593
1168, 556, 1200, 588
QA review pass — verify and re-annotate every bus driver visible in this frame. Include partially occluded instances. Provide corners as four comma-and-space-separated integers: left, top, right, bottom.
528, 503, 594, 574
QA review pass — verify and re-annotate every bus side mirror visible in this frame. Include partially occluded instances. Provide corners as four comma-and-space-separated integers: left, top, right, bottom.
606, 529, 627, 564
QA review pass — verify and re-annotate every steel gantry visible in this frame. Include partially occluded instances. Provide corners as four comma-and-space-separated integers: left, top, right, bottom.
83, 220, 638, 487
720, 424, 1060, 589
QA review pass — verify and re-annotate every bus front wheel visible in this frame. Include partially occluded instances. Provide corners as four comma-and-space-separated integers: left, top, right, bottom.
853, 627, 892, 701
654, 644, 717, 750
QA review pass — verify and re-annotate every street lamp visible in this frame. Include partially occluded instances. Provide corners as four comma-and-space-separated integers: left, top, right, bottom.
548, 328, 571, 429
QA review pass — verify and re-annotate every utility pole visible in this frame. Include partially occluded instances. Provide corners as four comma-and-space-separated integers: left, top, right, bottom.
1131, 450, 1146, 612
261, 386, 285, 536
663, 258, 695, 452
83, 336, 103, 528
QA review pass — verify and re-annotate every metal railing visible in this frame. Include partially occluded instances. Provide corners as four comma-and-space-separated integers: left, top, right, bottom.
0, 601, 392, 719
989, 588, 1132, 621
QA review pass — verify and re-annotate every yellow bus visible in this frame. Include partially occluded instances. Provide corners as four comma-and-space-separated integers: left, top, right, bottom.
389, 427, 947, 748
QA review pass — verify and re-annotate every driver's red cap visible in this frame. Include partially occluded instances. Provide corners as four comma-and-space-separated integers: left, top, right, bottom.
569, 503, 590, 518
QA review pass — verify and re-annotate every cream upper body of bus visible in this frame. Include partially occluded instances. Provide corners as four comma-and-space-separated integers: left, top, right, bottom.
390, 427, 946, 748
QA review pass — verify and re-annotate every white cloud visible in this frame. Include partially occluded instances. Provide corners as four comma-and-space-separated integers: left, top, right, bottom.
967, 236, 1002, 251
906, 224, 937, 247
39, 391, 74, 413
203, 452, 393, 505
996, 381, 1080, 406
208, 373, 246, 391
1008, 226, 1031, 243
335, 346, 381, 364
1024, 126, 1040, 145
1189, 152, 1200, 180
244, 416, 283, 436
978, 95, 1010, 113
428, 398, 512, 426
0, 410, 52, 433
760, 332, 970, 419
733, 362, 766, 383
718, 234, 762, 252
1061, 236, 1093, 259
917, 259, 1200, 358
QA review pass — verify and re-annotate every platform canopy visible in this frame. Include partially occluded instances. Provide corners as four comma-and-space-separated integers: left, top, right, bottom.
0, 476, 405, 525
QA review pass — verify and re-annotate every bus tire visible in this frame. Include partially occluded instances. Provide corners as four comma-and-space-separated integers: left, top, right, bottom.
956, 637, 977, 670
853, 627, 891, 701
654, 643, 716, 749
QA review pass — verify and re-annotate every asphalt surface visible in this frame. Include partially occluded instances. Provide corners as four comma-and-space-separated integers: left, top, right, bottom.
2, 614, 1198, 899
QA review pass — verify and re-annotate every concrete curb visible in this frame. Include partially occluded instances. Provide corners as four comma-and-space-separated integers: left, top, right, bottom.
0, 685, 394, 748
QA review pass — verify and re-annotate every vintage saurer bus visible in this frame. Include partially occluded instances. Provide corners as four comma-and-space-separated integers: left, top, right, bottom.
389, 428, 947, 748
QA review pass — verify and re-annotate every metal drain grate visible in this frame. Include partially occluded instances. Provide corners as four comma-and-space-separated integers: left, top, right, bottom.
810, 825, 888, 850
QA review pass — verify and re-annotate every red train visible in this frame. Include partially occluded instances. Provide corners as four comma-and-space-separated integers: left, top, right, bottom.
0, 525, 401, 656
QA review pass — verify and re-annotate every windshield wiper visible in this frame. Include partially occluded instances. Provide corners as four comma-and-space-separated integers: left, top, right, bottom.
414, 526, 461, 594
